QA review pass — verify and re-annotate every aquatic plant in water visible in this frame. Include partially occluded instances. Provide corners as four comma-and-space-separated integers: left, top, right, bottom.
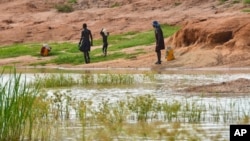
0, 70, 38, 140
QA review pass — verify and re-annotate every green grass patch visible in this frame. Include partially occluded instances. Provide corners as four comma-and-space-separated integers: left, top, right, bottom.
50, 52, 126, 65
108, 25, 179, 51
0, 25, 179, 65
0, 43, 41, 58
50, 54, 84, 65
0, 42, 78, 59
90, 52, 126, 63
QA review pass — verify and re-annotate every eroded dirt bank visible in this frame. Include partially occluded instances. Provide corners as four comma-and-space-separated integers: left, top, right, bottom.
183, 78, 250, 95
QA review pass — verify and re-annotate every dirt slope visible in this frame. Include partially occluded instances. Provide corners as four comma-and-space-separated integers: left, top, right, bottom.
168, 14, 250, 68
0, 0, 250, 69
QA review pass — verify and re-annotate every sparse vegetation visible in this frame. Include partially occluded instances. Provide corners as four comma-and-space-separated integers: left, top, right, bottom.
54, 0, 78, 12
68, 0, 77, 4
244, 0, 250, 4
221, 0, 250, 4
174, 2, 182, 6
232, 0, 241, 3
30, 73, 153, 88
55, 3, 74, 13
242, 8, 250, 12
111, 2, 120, 8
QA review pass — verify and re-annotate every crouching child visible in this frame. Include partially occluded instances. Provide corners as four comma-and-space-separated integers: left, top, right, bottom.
40, 44, 52, 56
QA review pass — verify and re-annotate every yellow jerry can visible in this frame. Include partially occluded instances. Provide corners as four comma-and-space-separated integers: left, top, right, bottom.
165, 47, 175, 61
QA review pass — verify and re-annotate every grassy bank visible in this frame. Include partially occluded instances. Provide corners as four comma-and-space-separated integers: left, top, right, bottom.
0, 25, 179, 66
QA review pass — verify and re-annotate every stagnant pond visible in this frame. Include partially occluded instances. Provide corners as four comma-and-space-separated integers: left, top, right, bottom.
1, 68, 250, 141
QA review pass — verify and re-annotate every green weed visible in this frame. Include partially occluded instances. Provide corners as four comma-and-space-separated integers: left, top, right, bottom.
0, 69, 38, 140
111, 2, 120, 8
127, 95, 157, 121
242, 8, 250, 12
161, 100, 181, 122
68, 0, 77, 4
31, 73, 146, 88
55, 4, 74, 13
31, 73, 77, 88
232, 0, 241, 3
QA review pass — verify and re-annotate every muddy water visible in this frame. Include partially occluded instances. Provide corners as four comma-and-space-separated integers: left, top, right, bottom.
2, 68, 250, 140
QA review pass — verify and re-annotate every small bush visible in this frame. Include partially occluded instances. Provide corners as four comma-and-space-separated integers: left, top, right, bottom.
244, 0, 250, 4
68, 0, 77, 4
242, 8, 250, 12
111, 2, 120, 8
174, 2, 182, 6
218, 0, 228, 4
55, 4, 74, 13
232, 0, 240, 3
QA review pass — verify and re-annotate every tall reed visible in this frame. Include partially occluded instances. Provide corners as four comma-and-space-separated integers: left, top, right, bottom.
0, 70, 38, 140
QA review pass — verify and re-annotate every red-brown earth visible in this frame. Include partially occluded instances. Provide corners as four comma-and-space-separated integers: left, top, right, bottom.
0, 0, 249, 68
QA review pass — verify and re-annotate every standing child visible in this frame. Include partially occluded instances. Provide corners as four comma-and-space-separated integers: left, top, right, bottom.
100, 28, 109, 56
